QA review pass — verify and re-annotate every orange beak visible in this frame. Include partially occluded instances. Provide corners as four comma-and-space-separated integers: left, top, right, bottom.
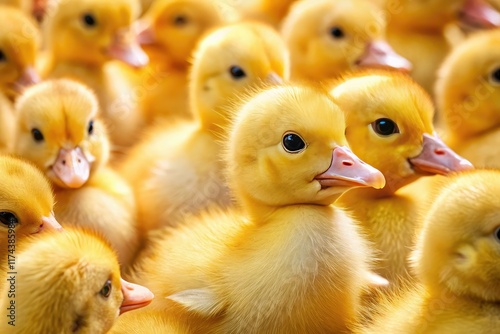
119, 279, 154, 315
51, 147, 90, 189
356, 41, 412, 72
13, 67, 40, 93
107, 28, 149, 68
315, 146, 386, 189
409, 134, 474, 175
460, 0, 500, 28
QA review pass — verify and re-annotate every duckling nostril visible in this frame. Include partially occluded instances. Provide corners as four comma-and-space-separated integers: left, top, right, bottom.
77, 159, 81, 163
62, 160, 66, 165
342, 160, 354, 167
435, 149, 446, 156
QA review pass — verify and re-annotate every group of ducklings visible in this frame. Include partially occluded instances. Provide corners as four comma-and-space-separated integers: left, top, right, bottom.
1, 0, 500, 333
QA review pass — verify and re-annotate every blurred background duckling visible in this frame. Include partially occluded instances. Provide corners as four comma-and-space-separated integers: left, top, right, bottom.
40, 0, 149, 151
120, 22, 289, 234
332, 70, 473, 287
361, 170, 500, 333
132, 85, 387, 333
235, 0, 297, 27
377, 0, 500, 94
12, 79, 139, 268
0, 155, 61, 262
0, 5, 40, 152
281, 0, 412, 83
436, 29, 500, 168
0, 228, 153, 334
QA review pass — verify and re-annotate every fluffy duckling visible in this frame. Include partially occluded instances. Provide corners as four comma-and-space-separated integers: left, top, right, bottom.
120, 22, 289, 232
436, 29, 500, 168
361, 170, 500, 333
381, 0, 500, 93
132, 0, 225, 123
12, 79, 139, 267
134, 85, 387, 333
281, 0, 411, 82
41, 0, 149, 149
332, 70, 473, 286
0, 228, 153, 334
0, 155, 61, 262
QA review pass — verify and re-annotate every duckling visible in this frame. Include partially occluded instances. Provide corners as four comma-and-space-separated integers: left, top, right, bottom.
281, 0, 411, 82
361, 170, 500, 333
331, 70, 473, 286
12, 79, 139, 267
132, 0, 225, 124
133, 85, 387, 333
41, 0, 149, 150
120, 22, 289, 232
0, 228, 153, 334
0, 155, 61, 262
436, 29, 500, 167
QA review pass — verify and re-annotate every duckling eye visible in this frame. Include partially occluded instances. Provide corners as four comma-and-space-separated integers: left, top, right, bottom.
31, 128, 44, 142
0, 50, 6, 62
489, 68, 500, 85
82, 13, 97, 27
282, 132, 306, 153
88, 120, 94, 135
173, 15, 188, 26
371, 118, 400, 136
99, 280, 112, 298
329, 26, 345, 39
0, 212, 18, 227
229, 66, 246, 79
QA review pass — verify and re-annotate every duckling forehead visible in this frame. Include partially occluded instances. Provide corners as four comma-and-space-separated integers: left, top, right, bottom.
55, 0, 138, 26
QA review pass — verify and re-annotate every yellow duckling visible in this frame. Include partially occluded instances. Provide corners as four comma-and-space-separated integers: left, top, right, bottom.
120, 21, 289, 232
41, 0, 149, 150
134, 85, 387, 333
0, 228, 153, 334
281, 0, 411, 82
361, 170, 500, 333
0, 155, 61, 262
437, 29, 500, 168
12, 79, 139, 267
332, 71, 473, 286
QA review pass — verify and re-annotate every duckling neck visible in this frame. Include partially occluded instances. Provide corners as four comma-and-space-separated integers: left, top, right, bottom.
340, 186, 396, 203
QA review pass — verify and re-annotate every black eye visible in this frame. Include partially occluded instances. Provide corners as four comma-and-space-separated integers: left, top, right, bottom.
0, 50, 6, 62
489, 68, 500, 85
371, 118, 400, 136
82, 13, 97, 27
88, 120, 94, 135
282, 132, 306, 153
99, 280, 112, 298
0, 212, 18, 227
173, 15, 188, 26
229, 66, 246, 79
31, 128, 44, 142
330, 26, 344, 39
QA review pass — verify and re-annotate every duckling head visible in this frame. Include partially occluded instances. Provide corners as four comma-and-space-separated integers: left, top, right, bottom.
331, 70, 473, 194
412, 170, 500, 302
190, 21, 289, 135
0, 5, 40, 98
135, 0, 224, 68
13, 79, 109, 189
436, 29, 500, 144
13, 228, 153, 333
281, 0, 411, 81
43, 0, 148, 68
226, 85, 386, 213
0, 155, 61, 250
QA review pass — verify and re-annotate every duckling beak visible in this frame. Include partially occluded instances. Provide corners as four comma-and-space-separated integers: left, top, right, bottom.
39, 214, 63, 232
107, 28, 149, 68
265, 72, 283, 85
356, 41, 412, 72
51, 147, 90, 189
409, 133, 474, 175
119, 279, 154, 315
460, 0, 500, 28
315, 146, 386, 190
134, 20, 156, 45
13, 67, 40, 93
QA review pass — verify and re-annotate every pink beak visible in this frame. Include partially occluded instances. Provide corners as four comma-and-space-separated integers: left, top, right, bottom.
460, 0, 500, 28
356, 41, 412, 72
266, 72, 283, 85
51, 147, 90, 189
120, 279, 154, 315
107, 28, 149, 68
315, 146, 386, 189
13, 67, 40, 93
32, 214, 63, 234
134, 20, 156, 45
409, 134, 474, 175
